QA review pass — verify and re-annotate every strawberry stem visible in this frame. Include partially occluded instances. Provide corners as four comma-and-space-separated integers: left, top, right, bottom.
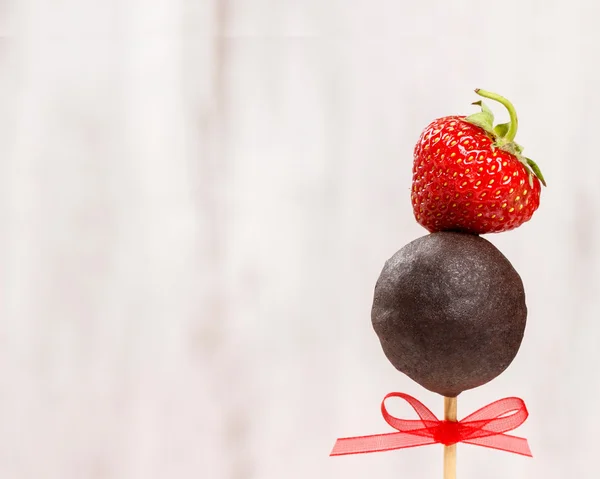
474, 89, 519, 143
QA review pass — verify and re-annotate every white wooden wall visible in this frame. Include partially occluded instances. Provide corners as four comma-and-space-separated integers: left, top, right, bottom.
2, 1, 599, 478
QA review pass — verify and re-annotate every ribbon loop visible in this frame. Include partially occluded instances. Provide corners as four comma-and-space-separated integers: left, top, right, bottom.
330, 393, 532, 457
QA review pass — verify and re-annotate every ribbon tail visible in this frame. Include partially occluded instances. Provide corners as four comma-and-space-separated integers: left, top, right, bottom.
330, 432, 437, 456
463, 433, 532, 457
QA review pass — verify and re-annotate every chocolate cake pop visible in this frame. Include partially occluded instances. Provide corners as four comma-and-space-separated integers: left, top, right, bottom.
371, 231, 527, 397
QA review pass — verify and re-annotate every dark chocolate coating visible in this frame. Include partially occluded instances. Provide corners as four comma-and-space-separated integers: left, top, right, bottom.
372, 232, 527, 397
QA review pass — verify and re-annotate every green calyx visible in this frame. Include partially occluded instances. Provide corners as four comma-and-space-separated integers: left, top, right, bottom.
465, 89, 546, 187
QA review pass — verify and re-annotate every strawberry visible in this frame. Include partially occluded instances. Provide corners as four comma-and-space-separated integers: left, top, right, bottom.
411, 89, 545, 234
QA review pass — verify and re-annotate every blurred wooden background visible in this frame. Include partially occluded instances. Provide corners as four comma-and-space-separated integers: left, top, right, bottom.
2, 1, 600, 478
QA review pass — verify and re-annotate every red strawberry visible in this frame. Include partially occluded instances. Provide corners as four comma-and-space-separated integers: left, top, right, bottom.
411, 89, 545, 234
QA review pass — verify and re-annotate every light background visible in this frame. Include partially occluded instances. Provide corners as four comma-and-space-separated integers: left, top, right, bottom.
1, 1, 597, 478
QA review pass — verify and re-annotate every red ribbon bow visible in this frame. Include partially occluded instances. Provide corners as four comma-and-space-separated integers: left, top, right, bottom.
331, 393, 532, 457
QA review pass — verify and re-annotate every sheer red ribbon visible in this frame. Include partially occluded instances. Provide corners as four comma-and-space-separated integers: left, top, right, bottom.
331, 392, 532, 457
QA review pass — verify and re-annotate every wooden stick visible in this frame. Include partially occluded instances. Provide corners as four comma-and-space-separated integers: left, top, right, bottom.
443, 396, 457, 479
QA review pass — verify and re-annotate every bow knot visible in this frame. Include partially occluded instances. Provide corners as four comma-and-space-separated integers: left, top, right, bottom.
330, 392, 532, 457
433, 421, 462, 446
